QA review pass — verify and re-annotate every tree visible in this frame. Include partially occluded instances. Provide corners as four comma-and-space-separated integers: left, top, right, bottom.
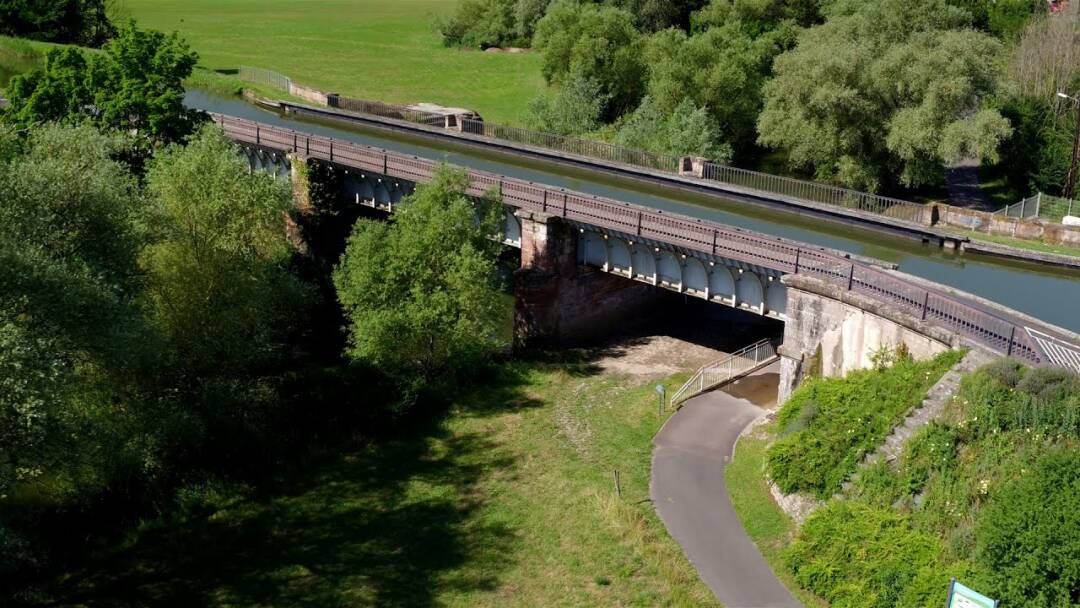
141, 125, 308, 380
4, 21, 199, 144
533, 0, 646, 120
0, 0, 116, 47
757, 0, 1012, 190
643, 18, 798, 156
525, 72, 606, 135
614, 96, 733, 162
333, 167, 506, 391
438, 0, 522, 48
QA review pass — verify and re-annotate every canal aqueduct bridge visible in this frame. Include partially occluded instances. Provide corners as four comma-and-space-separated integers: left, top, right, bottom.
213, 113, 1080, 399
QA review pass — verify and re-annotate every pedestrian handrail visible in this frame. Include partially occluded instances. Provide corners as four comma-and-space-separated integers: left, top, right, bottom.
234, 66, 927, 224
994, 192, 1077, 222
669, 339, 777, 408
209, 112, 1080, 373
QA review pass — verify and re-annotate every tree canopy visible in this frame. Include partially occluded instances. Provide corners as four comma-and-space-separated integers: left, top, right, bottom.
0, 0, 115, 46
333, 167, 506, 390
3, 22, 199, 144
757, 0, 1011, 190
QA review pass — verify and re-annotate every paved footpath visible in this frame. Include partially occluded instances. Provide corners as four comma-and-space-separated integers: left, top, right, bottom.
651, 363, 801, 608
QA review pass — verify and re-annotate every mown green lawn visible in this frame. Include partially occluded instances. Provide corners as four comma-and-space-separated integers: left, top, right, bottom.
35, 359, 716, 607
122, 0, 545, 124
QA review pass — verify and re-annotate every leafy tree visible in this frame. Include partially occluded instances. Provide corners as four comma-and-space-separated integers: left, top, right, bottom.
3, 21, 199, 144
611, 0, 708, 32
614, 96, 733, 162
974, 449, 1080, 607
438, 0, 522, 48
141, 125, 308, 380
0, 0, 115, 46
758, 0, 1012, 190
525, 72, 606, 135
333, 167, 506, 391
948, 0, 1044, 40
533, 0, 646, 120
643, 18, 797, 156
692, 0, 823, 32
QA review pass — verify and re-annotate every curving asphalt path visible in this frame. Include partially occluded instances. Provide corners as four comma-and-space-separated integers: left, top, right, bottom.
651, 363, 801, 608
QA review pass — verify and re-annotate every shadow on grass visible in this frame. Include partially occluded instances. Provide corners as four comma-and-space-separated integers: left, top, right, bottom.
34, 374, 545, 607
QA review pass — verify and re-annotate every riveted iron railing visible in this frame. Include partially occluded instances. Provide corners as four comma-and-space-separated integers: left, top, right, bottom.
210, 112, 1080, 373
669, 338, 777, 407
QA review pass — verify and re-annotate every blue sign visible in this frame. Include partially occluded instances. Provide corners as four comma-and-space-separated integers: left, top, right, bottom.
946, 579, 999, 608
654, 384, 665, 396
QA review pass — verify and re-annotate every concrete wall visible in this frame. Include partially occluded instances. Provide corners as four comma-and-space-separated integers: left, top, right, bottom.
288, 82, 332, 106
934, 204, 1080, 247
777, 274, 962, 403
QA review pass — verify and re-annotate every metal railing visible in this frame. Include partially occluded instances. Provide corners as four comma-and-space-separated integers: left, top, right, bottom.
238, 66, 291, 92
670, 339, 777, 407
701, 163, 927, 223
234, 65, 928, 225
995, 192, 1078, 223
209, 112, 1080, 373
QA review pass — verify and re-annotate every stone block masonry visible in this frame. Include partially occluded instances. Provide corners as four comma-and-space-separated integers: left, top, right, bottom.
514, 211, 663, 348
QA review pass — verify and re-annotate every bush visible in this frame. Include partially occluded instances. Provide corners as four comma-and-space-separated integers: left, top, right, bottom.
438, 0, 524, 49
613, 96, 734, 163
786, 501, 949, 608
974, 449, 1080, 607
963, 362, 1080, 439
768, 350, 962, 498
525, 72, 606, 135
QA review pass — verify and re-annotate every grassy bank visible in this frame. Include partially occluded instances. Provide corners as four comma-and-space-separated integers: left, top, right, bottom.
122, 0, 544, 125
31, 358, 716, 607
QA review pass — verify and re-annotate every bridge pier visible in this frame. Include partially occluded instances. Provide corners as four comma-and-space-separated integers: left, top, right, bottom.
513, 211, 662, 349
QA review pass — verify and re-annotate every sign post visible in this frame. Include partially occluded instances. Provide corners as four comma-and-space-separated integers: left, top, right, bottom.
946, 579, 999, 608
654, 384, 665, 416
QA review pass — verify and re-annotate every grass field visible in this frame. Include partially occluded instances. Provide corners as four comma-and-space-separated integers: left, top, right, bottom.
35, 358, 717, 607
120, 0, 545, 125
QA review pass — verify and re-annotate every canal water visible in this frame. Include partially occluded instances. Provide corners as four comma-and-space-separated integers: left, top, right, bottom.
185, 90, 1080, 332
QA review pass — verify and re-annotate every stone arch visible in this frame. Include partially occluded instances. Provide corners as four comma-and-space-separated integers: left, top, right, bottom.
709, 266, 736, 304
502, 209, 522, 247
355, 177, 375, 203
389, 183, 405, 204
765, 280, 788, 318
736, 272, 765, 312
581, 232, 608, 268
683, 258, 708, 296
631, 247, 656, 282
658, 251, 682, 288
607, 239, 632, 275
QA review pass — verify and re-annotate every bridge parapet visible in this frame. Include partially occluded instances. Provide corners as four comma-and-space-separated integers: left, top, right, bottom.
213, 112, 1080, 372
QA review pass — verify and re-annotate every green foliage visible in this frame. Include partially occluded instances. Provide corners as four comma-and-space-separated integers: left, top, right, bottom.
142, 124, 308, 379
613, 96, 733, 163
962, 361, 1080, 439
786, 501, 951, 608
948, 0, 1044, 40
0, 0, 115, 46
438, 0, 525, 49
3, 21, 198, 144
642, 18, 797, 156
533, 0, 645, 119
525, 71, 606, 135
333, 167, 507, 394
611, 0, 708, 32
758, 0, 1011, 190
974, 449, 1080, 607
768, 349, 961, 497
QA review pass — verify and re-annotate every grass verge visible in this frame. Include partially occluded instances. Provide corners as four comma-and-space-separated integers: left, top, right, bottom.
30, 359, 716, 607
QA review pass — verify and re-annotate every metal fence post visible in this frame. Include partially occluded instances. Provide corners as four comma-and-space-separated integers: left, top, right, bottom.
921, 291, 930, 320
1035, 192, 1042, 218
847, 264, 855, 290
794, 249, 801, 274
1007, 326, 1016, 356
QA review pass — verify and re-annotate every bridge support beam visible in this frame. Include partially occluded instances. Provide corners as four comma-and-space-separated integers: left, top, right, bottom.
514, 211, 661, 349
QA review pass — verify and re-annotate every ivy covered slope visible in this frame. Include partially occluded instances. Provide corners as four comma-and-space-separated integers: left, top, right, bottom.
786, 360, 1080, 608
767, 349, 964, 498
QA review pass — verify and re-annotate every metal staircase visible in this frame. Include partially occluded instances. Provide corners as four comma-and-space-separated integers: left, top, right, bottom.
670, 338, 779, 408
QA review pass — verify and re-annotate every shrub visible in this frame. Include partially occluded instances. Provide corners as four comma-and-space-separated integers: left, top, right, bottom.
963, 361, 1080, 438
786, 501, 948, 608
974, 449, 1080, 607
768, 350, 962, 498
524, 72, 606, 136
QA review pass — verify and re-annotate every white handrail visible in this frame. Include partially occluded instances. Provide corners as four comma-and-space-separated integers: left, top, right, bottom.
669, 338, 777, 407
